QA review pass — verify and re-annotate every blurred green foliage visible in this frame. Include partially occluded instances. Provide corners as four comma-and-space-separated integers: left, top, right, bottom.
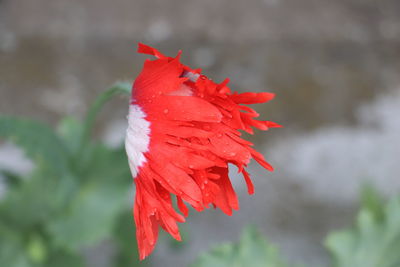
191, 226, 295, 267
0, 82, 146, 267
326, 187, 400, 267
193, 187, 400, 267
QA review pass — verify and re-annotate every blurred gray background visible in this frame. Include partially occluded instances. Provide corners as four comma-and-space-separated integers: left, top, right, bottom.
1, 0, 400, 266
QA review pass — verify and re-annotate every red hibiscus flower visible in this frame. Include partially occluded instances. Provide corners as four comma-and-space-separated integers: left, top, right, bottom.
125, 43, 281, 260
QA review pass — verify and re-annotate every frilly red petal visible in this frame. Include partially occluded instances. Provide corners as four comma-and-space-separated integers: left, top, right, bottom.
129, 44, 280, 260
137, 43, 166, 59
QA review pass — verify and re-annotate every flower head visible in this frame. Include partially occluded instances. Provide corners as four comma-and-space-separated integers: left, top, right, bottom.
125, 43, 281, 260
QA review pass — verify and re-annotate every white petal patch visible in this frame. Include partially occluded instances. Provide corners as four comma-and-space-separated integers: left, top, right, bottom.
125, 104, 151, 178
182, 70, 200, 82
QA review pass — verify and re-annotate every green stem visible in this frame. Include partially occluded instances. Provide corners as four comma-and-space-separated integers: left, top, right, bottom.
79, 82, 131, 151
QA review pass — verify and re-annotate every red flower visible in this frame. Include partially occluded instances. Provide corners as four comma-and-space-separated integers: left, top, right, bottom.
125, 43, 281, 260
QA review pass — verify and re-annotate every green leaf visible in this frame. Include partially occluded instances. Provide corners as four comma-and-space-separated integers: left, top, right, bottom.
360, 184, 385, 222
47, 182, 130, 251
57, 116, 84, 156
0, 170, 78, 229
82, 144, 131, 184
0, 116, 77, 230
47, 144, 132, 251
325, 196, 400, 267
191, 226, 294, 267
0, 116, 69, 175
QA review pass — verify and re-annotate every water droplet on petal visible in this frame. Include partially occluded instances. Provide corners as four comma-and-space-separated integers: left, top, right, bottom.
163, 109, 169, 114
